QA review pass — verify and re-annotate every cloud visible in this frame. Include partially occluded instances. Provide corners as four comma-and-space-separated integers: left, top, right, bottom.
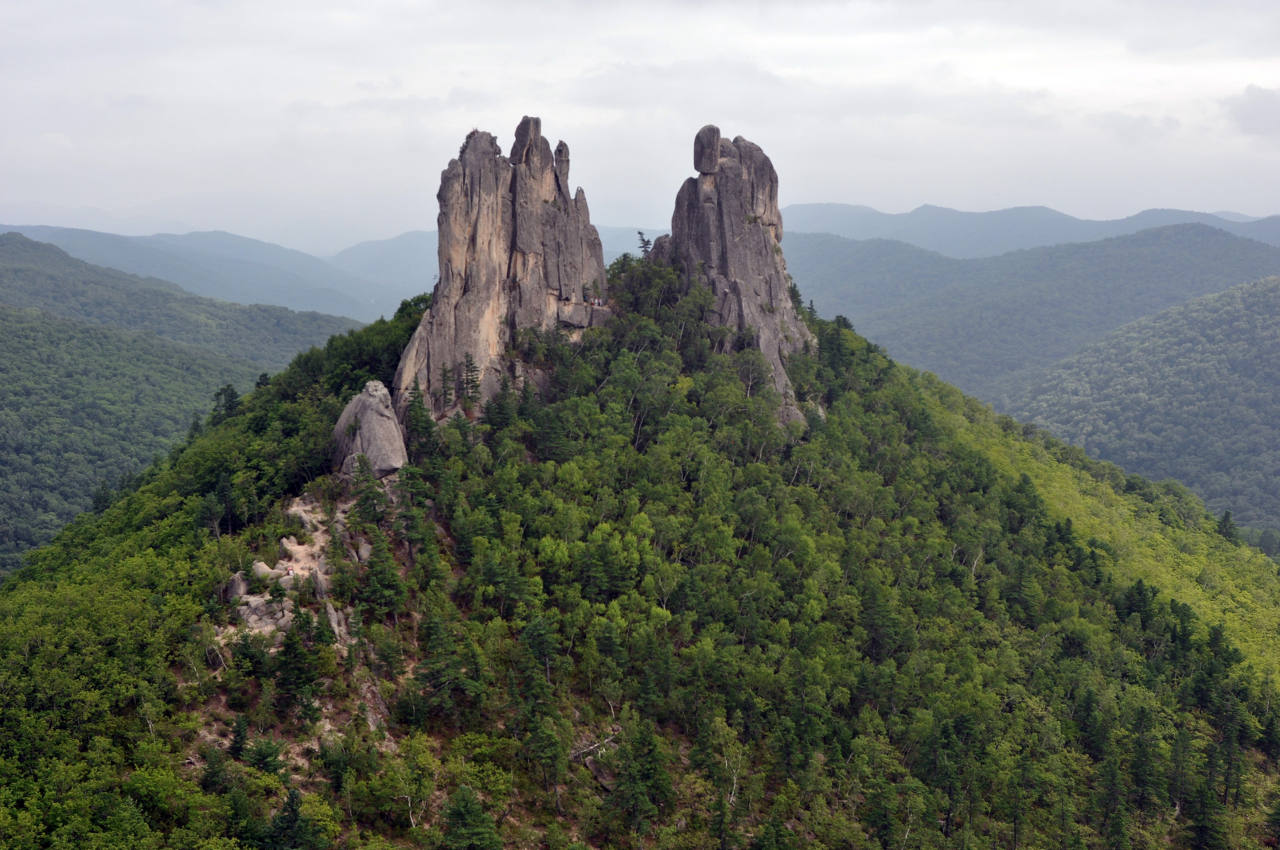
1224, 85, 1280, 141
1090, 111, 1182, 143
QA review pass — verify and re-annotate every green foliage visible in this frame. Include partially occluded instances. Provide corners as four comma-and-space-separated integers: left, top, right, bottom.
1011, 276, 1280, 529
7, 254, 1280, 848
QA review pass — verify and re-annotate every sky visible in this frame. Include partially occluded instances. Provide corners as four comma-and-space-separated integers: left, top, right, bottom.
1, 0, 1278, 255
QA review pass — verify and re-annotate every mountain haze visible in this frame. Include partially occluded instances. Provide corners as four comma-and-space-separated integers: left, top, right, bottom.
0, 232, 363, 570
784, 224, 1280, 402
5, 119, 1280, 847
784, 202, 1280, 258
1, 224, 377, 320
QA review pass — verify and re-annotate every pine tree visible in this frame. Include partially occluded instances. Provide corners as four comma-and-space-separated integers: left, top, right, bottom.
443, 785, 502, 850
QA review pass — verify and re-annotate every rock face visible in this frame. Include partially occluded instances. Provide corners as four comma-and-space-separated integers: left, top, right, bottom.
333, 380, 408, 477
394, 116, 609, 420
653, 125, 815, 421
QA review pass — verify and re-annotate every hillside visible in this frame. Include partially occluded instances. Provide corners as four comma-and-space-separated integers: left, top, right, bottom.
5, 255, 1280, 846
1007, 276, 1280, 529
0, 232, 360, 373
0, 233, 362, 571
0, 302, 260, 571
783, 202, 1280, 258
783, 224, 1280, 401
0, 224, 377, 320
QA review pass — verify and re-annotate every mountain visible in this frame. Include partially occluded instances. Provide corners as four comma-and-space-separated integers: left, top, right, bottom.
784, 201, 1280, 258
0, 233, 362, 570
0, 303, 259, 571
1008, 275, 1280, 529
6, 119, 1280, 846
329, 230, 438, 306
0, 232, 359, 373
784, 224, 1280, 402
0, 224, 379, 320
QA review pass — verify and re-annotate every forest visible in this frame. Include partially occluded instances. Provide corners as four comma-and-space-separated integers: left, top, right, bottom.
0, 232, 361, 571
3, 255, 1280, 847
1010, 276, 1280, 531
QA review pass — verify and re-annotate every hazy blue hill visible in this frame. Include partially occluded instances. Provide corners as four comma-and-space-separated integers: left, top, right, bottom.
784, 223, 1280, 401
0, 232, 359, 372
1009, 275, 1280, 528
1, 224, 376, 320
329, 229, 437, 306
783, 201, 1280, 257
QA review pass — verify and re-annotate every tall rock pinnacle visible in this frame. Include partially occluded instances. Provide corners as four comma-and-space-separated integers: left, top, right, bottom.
652, 125, 815, 422
393, 116, 608, 420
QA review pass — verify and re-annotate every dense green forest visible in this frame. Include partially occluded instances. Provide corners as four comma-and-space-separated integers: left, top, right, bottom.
1009, 275, 1280, 531
0, 232, 360, 373
0, 304, 259, 570
783, 224, 1280, 401
0, 232, 364, 571
5, 254, 1280, 847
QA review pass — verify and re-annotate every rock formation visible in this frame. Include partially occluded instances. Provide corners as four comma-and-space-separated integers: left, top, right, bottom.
333, 380, 408, 478
393, 116, 609, 420
652, 125, 815, 421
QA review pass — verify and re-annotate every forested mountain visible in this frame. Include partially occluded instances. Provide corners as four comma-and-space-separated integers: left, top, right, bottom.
0, 233, 359, 373
6, 254, 1280, 847
0, 233, 362, 571
0, 224, 377, 320
1008, 276, 1280, 530
783, 202, 1280, 258
783, 224, 1280, 402
0, 303, 259, 571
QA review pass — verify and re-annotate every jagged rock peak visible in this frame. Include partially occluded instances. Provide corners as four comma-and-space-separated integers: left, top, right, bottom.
333, 380, 408, 478
393, 116, 609, 420
653, 125, 815, 422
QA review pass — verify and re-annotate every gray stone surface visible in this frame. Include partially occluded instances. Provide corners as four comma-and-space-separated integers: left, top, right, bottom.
333, 380, 408, 478
393, 116, 608, 420
652, 127, 816, 422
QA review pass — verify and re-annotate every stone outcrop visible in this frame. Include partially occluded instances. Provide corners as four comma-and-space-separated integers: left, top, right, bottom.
333, 380, 407, 478
652, 125, 815, 421
393, 116, 609, 420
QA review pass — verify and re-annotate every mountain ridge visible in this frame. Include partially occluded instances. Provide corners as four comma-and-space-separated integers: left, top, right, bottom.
783, 201, 1280, 258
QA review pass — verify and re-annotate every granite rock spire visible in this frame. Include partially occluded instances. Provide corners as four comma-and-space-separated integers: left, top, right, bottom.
393, 116, 608, 420
652, 125, 814, 422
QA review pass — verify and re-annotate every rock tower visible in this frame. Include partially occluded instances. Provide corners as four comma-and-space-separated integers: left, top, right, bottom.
652, 125, 814, 421
392, 116, 608, 420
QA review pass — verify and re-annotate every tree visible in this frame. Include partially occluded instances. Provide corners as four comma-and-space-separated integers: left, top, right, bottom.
1216, 510, 1239, 543
443, 785, 502, 850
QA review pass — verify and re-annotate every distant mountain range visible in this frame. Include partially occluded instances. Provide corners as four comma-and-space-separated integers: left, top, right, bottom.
782, 224, 1280, 403
0, 224, 380, 321
1008, 276, 1280, 528
781, 203, 1280, 258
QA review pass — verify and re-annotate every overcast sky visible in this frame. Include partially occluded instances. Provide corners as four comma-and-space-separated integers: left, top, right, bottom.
2, 0, 1278, 254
